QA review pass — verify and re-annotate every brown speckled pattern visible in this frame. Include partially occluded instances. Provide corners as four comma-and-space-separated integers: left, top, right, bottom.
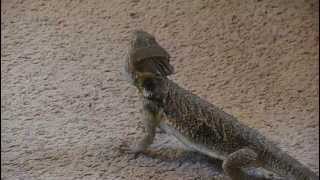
140, 76, 318, 179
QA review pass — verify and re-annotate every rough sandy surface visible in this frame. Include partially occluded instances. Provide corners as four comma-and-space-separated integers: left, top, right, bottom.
1, 0, 319, 179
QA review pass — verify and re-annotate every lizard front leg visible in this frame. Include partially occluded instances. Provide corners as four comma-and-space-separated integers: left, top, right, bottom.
132, 100, 160, 155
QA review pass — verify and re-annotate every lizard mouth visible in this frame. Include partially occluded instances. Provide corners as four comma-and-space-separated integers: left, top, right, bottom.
142, 89, 153, 99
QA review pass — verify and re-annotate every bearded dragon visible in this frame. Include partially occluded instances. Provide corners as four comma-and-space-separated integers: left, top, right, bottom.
124, 30, 319, 180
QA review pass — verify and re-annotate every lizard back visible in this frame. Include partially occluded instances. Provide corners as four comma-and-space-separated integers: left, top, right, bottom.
141, 75, 318, 180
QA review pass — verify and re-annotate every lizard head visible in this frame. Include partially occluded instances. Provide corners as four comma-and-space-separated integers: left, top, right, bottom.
125, 30, 174, 84
133, 72, 166, 99
130, 30, 158, 49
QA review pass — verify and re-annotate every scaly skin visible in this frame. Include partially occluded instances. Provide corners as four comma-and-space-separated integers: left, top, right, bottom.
125, 30, 319, 180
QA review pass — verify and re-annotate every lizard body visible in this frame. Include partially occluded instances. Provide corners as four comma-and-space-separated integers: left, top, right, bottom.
125, 30, 319, 180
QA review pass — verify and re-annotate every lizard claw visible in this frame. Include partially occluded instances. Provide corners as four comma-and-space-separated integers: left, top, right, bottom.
118, 141, 145, 160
